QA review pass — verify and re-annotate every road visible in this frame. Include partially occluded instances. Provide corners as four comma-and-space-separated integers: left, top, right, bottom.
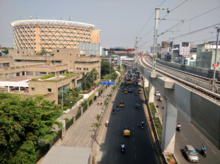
154, 94, 220, 164
96, 84, 161, 164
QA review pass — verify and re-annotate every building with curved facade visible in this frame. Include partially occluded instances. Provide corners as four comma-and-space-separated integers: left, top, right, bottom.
11, 19, 100, 52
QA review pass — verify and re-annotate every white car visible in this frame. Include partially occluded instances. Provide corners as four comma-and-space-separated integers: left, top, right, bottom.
155, 91, 160, 96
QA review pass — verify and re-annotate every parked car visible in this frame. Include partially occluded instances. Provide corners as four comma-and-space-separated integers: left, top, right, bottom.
155, 90, 161, 96
184, 145, 199, 163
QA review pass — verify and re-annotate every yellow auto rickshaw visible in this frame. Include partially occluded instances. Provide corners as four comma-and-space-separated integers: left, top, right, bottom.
120, 101, 124, 107
120, 85, 124, 88
124, 89, 128, 94
127, 79, 132, 84
159, 96, 163, 102
123, 126, 130, 136
139, 89, 142, 93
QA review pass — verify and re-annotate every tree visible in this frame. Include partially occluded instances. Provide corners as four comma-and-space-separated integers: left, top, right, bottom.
0, 93, 61, 163
81, 69, 99, 91
2, 47, 8, 55
101, 60, 115, 77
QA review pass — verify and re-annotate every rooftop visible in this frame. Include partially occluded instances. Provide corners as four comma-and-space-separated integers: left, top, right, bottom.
11, 19, 95, 28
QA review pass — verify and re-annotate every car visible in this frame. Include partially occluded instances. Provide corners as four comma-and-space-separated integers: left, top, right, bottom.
184, 145, 199, 162
123, 126, 130, 136
120, 101, 124, 107
155, 90, 161, 96
128, 88, 132, 93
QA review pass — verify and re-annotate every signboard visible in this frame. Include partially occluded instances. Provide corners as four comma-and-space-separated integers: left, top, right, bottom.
100, 81, 115, 85
179, 42, 190, 56
155, 113, 159, 118
213, 64, 219, 67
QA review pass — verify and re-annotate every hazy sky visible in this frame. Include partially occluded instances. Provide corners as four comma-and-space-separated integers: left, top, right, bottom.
0, 0, 219, 51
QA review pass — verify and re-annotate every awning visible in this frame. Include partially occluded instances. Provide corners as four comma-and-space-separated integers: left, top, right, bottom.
41, 146, 91, 164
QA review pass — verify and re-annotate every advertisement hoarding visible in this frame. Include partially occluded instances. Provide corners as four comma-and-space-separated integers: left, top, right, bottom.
179, 42, 190, 56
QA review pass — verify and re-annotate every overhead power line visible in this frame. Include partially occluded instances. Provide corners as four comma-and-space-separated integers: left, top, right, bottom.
173, 22, 220, 39
136, 0, 167, 37
139, 0, 188, 41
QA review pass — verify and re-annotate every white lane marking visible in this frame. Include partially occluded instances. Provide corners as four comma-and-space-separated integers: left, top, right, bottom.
199, 134, 203, 139
116, 154, 117, 160
135, 154, 137, 159
133, 138, 135, 142
134, 145, 136, 150
185, 137, 188, 142
212, 149, 216, 154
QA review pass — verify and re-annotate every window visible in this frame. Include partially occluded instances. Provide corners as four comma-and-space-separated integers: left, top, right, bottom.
70, 54, 71, 56
70, 61, 71, 62
48, 88, 52, 92
31, 87, 35, 91
17, 51, 19, 54
0, 74, 3, 78
57, 50, 59, 53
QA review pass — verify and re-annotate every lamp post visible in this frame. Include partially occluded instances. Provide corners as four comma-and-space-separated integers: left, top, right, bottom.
152, 8, 169, 72
212, 26, 220, 92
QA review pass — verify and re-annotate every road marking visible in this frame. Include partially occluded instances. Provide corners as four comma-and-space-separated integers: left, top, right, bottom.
116, 154, 117, 160
135, 154, 136, 159
185, 137, 188, 142
134, 145, 136, 150
199, 134, 203, 139
212, 149, 216, 154
133, 138, 135, 142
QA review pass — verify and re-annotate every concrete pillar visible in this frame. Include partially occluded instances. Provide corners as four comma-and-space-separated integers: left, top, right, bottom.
144, 78, 149, 87
148, 82, 155, 103
19, 86, 20, 91
161, 98, 178, 154
117, 56, 121, 66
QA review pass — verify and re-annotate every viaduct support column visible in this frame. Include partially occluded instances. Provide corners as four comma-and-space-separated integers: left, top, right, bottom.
144, 78, 149, 87
117, 56, 122, 66
161, 98, 177, 154
148, 82, 155, 103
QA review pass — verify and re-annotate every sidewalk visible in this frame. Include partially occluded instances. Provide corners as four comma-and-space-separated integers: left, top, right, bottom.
55, 86, 112, 148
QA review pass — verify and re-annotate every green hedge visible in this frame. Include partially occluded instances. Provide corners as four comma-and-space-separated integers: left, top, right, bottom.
31, 78, 38, 81
149, 103, 162, 142
41, 74, 55, 79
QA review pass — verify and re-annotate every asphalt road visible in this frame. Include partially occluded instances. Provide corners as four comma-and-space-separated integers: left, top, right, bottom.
97, 84, 161, 164
154, 94, 220, 164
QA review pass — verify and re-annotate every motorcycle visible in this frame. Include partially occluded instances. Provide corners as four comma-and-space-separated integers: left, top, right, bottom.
116, 108, 119, 111
105, 121, 109, 127
177, 126, 181, 132
121, 147, 125, 153
112, 111, 115, 115
201, 149, 206, 157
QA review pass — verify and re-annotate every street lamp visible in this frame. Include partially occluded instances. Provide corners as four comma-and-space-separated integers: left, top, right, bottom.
152, 7, 169, 72
212, 25, 220, 92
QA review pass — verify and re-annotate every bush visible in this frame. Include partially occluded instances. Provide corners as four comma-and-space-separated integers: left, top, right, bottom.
149, 103, 162, 142
64, 118, 70, 124
63, 106, 69, 111
31, 78, 38, 81
41, 74, 55, 79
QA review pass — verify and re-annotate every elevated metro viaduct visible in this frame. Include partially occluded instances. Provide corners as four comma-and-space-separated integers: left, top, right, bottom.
134, 56, 220, 154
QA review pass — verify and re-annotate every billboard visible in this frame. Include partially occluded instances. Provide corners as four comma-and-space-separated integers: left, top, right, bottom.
179, 42, 190, 56
150, 47, 154, 53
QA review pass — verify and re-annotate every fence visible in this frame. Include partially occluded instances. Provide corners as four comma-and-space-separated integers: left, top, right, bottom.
83, 105, 88, 112
75, 111, 81, 120
66, 118, 74, 131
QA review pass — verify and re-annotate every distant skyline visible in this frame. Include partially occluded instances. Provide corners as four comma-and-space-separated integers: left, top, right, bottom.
0, 0, 219, 51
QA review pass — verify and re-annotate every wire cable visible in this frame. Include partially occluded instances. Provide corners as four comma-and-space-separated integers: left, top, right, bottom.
139, 0, 188, 40
136, 0, 167, 37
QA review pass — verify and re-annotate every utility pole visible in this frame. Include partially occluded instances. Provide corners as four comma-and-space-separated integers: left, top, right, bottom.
171, 38, 174, 63
152, 8, 169, 72
135, 37, 138, 57
212, 26, 220, 92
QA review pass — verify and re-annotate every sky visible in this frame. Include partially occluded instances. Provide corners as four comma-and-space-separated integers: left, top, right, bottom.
0, 0, 219, 51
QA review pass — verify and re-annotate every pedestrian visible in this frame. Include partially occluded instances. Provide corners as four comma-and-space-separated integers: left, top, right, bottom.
100, 100, 102, 105
97, 100, 99, 105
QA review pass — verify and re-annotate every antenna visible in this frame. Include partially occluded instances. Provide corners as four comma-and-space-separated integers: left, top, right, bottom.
36, 14, 37, 19
30, 15, 32, 19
